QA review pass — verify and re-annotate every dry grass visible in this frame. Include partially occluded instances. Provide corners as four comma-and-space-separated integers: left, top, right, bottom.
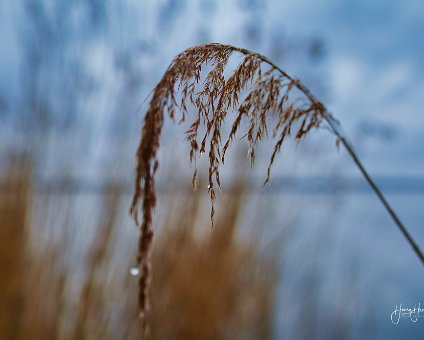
131, 43, 424, 335
72, 184, 121, 339
0, 155, 30, 339
0, 154, 283, 339
149, 177, 277, 340
130, 44, 330, 331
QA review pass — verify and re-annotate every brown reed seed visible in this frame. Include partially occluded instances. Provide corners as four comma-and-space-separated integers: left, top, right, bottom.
130, 43, 424, 338
129, 43, 330, 338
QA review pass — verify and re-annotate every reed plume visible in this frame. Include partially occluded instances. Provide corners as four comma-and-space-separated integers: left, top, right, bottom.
130, 43, 424, 338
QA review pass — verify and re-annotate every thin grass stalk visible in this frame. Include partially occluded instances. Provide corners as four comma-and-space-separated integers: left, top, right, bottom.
324, 118, 424, 265
225, 45, 424, 265
131, 43, 424, 337
285, 71, 424, 265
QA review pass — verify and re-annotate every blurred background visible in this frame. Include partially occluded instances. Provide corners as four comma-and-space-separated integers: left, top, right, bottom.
1, 0, 424, 339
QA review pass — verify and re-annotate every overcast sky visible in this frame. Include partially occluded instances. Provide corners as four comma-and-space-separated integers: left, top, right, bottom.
1, 0, 423, 176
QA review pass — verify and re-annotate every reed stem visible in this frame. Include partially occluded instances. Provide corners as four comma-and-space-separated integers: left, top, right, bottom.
324, 116, 424, 265
234, 45, 424, 265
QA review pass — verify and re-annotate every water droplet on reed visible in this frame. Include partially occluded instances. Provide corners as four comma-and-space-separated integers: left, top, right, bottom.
200, 151, 205, 155
130, 266, 140, 277
207, 184, 211, 189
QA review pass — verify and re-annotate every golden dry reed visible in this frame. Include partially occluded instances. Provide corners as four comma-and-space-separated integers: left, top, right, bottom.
130, 43, 424, 338
129, 43, 329, 338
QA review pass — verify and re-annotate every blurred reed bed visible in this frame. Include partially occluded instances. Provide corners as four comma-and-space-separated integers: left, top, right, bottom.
0, 154, 30, 339
0, 154, 279, 339
149, 177, 278, 339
